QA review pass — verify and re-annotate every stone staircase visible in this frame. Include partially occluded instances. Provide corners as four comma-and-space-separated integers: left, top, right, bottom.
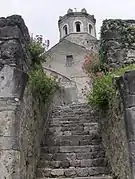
36, 103, 112, 179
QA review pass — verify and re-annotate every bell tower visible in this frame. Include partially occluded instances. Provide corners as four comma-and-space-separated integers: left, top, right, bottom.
58, 8, 97, 50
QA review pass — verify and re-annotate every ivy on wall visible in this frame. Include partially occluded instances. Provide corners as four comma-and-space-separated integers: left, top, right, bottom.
100, 19, 135, 64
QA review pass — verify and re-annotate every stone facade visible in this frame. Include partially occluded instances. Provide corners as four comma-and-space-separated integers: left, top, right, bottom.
44, 9, 99, 103
65, 33, 98, 51
44, 39, 91, 103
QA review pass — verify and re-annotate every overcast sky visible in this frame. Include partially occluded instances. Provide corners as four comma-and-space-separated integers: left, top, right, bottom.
1, 0, 135, 47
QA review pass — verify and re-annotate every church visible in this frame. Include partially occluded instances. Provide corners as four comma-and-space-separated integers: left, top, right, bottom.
44, 8, 98, 102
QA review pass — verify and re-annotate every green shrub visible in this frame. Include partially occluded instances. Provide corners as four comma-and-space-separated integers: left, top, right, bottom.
28, 35, 58, 104
29, 36, 46, 67
88, 64, 135, 110
88, 72, 115, 110
29, 68, 58, 103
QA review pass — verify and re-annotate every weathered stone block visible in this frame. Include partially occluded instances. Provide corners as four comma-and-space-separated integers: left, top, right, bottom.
61, 159, 70, 168
0, 110, 19, 136
64, 168, 76, 177
125, 108, 135, 141
126, 95, 135, 107
52, 153, 76, 161
63, 131, 72, 136
51, 169, 64, 176
0, 150, 20, 178
77, 151, 105, 160
88, 167, 109, 176
0, 65, 28, 99
0, 15, 30, 41
124, 71, 135, 95
36, 168, 51, 177
76, 168, 89, 177
0, 97, 19, 111
0, 136, 19, 150
1, 39, 23, 64
0, 26, 21, 39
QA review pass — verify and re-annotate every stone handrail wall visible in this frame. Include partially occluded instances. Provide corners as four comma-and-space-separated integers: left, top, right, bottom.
44, 67, 78, 104
44, 66, 76, 84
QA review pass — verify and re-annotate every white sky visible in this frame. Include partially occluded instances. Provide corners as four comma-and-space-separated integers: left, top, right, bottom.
1, 0, 135, 47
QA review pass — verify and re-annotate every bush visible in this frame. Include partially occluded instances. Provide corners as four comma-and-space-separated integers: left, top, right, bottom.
28, 35, 58, 104
82, 53, 101, 75
88, 72, 115, 110
29, 36, 46, 67
29, 69, 58, 103
88, 64, 135, 110
82, 53, 113, 76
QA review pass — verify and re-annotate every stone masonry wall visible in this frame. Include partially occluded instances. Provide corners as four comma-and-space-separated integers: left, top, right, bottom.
97, 19, 135, 178
16, 87, 53, 179
116, 70, 135, 179
0, 15, 30, 178
0, 15, 53, 179
98, 92, 131, 179
100, 19, 135, 68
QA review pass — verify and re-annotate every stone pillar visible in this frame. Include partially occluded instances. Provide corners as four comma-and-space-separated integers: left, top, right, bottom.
0, 15, 30, 179
116, 70, 135, 179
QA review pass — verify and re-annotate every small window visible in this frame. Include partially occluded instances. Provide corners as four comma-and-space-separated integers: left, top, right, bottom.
75, 21, 81, 32
66, 55, 73, 67
63, 25, 68, 36
89, 24, 92, 34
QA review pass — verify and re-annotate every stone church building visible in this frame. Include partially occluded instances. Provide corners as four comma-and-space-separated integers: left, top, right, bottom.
44, 8, 98, 103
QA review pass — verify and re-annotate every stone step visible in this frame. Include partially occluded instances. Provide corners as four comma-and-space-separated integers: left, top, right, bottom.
37, 176, 112, 179
51, 104, 91, 112
39, 150, 105, 161
47, 128, 97, 136
51, 113, 94, 120
38, 158, 107, 168
36, 167, 110, 178
54, 120, 96, 127
41, 145, 104, 154
50, 105, 94, 117
51, 110, 92, 115
42, 135, 102, 146
47, 123, 99, 136
49, 120, 98, 126
50, 117, 96, 123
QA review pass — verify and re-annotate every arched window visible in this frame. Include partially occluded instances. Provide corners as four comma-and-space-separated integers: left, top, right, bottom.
75, 21, 81, 32
63, 25, 68, 36
89, 24, 92, 34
